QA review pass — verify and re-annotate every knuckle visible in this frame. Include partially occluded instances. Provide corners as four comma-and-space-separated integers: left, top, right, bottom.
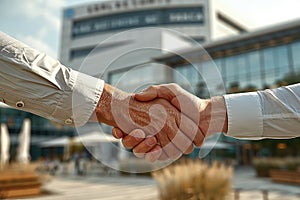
194, 139, 204, 147
168, 83, 180, 90
148, 85, 157, 91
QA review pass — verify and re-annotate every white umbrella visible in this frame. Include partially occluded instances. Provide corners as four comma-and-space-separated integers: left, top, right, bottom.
40, 136, 70, 147
73, 131, 118, 145
17, 118, 31, 164
1, 123, 10, 167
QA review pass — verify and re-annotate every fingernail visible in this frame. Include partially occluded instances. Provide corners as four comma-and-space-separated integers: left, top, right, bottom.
146, 137, 156, 146
133, 149, 144, 158
112, 129, 117, 137
131, 129, 145, 139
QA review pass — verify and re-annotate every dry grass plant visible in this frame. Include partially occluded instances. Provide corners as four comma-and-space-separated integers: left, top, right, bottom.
152, 160, 233, 200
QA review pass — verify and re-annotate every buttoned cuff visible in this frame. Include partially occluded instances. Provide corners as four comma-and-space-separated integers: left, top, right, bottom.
48, 69, 104, 127
223, 92, 263, 138
71, 71, 104, 127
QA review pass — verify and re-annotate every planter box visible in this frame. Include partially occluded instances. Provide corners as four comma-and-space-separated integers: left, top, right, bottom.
255, 168, 270, 177
270, 170, 300, 185
0, 171, 42, 198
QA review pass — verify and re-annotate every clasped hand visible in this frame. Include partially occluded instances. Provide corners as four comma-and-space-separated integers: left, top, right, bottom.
93, 83, 227, 162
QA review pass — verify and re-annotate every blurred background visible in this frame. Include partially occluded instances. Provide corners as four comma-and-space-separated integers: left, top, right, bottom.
1, 0, 300, 199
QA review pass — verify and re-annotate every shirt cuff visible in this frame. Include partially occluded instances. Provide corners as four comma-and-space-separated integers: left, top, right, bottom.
71, 71, 104, 127
223, 92, 263, 138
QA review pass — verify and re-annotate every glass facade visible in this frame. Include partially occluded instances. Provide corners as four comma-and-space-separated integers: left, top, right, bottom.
109, 64, 167, 92
0, 107, 74, 160
108, 35, 300, 101
0, 108, 74, 136
108, 39, 300, 98
173, 65, 200, 93
173, 40, 300, 95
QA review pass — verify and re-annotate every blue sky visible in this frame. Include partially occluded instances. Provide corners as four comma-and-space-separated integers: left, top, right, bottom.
1, 0, 300, 59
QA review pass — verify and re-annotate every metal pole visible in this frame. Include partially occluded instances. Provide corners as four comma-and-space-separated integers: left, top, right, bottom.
261, 190, 268, 200
234, 188, 241, 200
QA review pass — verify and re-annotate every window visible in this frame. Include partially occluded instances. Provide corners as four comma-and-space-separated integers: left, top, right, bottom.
187, 65, 201, 93
173, 66, 191, 90
214, 58, 223, 75
248, 51, 262, 89
70, 47, 94, 60
109, 64, 166, 92
72, 7, 204, 38
275, 45, 290, 77
225, 56, 238, 80
262, 47, 276, 73
236, 55, 248, 88
199, 61, 225, 96
291, 41, 300, 72
262, 47, 277, 86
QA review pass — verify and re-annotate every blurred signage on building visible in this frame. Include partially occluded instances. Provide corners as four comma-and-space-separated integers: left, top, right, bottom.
72, 7, 203, 37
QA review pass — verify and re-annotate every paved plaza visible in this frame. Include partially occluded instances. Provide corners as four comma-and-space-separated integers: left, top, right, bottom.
232, 167, 300, 200
27, 167, 300, 200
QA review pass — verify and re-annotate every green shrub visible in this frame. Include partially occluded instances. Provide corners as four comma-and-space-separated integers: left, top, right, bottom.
253, 157, 300, 177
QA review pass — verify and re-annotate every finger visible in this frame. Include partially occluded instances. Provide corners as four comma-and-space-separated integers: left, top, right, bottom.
193, 129, 205, 147
156, 120, 182, 160
178, 114, 205, 147
183, 144, 194, 155
168, 129, 193, 154
145, 145, 162, 162
161, 142, 182, 160
112, 127, 124, 139
157, 129, 172, 149
133, 151, 144, 159
157, 150, 169, 161
122, 129, 145, 149
135, 86, 158, 101
133, 136, 157, 157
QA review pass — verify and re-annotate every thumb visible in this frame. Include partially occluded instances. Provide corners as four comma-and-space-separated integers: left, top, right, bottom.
135, 86, 158, 101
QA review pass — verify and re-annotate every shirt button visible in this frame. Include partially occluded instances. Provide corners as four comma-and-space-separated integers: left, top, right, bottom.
16, 101, 25, 108
64, 118, 73, 125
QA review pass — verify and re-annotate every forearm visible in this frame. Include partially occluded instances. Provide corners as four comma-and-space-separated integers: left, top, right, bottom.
258, 84, 300, 138
224, 83, 300, 139
0, 31, 103, 126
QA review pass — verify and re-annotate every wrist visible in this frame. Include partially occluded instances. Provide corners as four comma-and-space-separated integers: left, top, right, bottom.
95, 84, 114, 125
93, 83, 151, 131
210, 96, 228, 133
203, 96, 228, 135
94, 83, 128, 127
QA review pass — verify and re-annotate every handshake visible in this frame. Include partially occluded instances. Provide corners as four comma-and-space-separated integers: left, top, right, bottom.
91, 83, 228, 162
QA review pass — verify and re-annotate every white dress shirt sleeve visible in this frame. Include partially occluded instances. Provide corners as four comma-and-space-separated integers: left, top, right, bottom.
224, 83, 300, 139
0, 31, 104, 127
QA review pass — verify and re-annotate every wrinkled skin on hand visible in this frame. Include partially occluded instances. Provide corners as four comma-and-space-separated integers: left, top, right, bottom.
111, 83, 228, 162
94, 84, 201, 162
